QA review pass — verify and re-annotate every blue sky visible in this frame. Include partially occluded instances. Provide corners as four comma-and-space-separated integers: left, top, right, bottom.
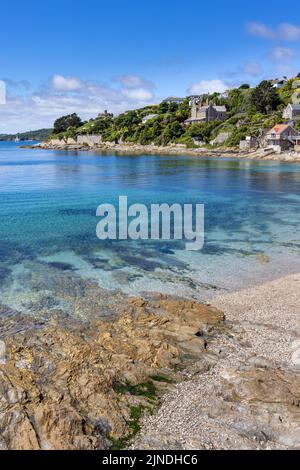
1, 0, 300, 132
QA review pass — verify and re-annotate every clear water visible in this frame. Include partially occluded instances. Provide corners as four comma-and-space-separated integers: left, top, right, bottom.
0, 141, 300, 319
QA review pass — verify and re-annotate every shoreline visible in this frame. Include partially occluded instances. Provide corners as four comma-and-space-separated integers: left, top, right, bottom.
26, 141, 300, 163
132, 273, 300, 450
0, 273, 299, 449
0, 287, 225, 450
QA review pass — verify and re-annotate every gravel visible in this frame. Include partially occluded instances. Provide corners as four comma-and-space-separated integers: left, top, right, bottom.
132, 273, 300, 450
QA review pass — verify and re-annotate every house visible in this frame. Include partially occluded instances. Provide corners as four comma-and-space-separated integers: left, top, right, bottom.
97, 110, 113, 118
271, 77, 287, 89
188, 94, 205, 106
282, 104, 300, 121
265, 124, 300, 152
142, 114, 158, 124
220, 91, 229, 99
239, 136, 258, 150
163, 96, 185, 104
185, 99, 227, 125
295, 138, 300, 153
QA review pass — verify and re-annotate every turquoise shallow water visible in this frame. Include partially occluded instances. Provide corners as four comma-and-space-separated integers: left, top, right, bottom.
0, 141, 300, 317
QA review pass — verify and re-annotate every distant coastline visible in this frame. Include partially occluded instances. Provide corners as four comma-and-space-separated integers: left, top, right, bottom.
0, 128, 52, 142
25, 140, 300, 163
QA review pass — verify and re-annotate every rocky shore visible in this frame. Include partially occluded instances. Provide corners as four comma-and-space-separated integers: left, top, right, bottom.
0, 274, 299, 450
25, 141, 300, 163
0, 292, 225, 450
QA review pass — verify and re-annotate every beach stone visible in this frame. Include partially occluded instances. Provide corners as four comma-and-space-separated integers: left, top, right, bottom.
134, 362, 300, 450
0, 340, 6, 364
247, 356, 273, 369
291, 340, 300, 367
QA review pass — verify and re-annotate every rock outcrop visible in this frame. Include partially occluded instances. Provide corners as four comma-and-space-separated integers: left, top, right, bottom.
0, 295, 224, 450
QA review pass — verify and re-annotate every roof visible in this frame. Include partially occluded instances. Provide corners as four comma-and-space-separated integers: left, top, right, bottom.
164, 96, 185, 101
214, 106, 227, 112
197, 104, 226, 112
288, 104, 300, 111
142, 114, 158, 121
270, 124, 291, 135
189, 94, 205, 99
271, 77, 287, 84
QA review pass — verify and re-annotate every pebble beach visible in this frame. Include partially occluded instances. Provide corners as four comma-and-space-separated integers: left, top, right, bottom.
132, 273, 300, 450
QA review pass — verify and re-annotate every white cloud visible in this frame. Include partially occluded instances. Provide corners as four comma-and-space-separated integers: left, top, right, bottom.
246, 21, 300, 41
278, 23, 300, 41
222, 62, 264, 80
246, 22, 274, 39
242, 62, 263, 76
122, 88, 153, 101
52, 75, 83, 91
274, 63, 298, 76
271, 47, 295, 61
113, 74, 155, 89
0, 74, 158, 133
188, 79, 228, 95
0, 80, 6, 105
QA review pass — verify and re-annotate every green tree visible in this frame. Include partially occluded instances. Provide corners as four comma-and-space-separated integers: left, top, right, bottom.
226, 126, 249, 146
53, 113, 82, 134
187, 121, 220, 143
91, 116, 114, 134
227, 89, 245, 113
114, 110, 140, 128
161, 121, 184, 145
250, 81, 281, 114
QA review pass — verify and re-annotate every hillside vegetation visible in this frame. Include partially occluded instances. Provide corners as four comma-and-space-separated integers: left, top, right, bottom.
50, 77, 300, 148
0, 128, 52, 142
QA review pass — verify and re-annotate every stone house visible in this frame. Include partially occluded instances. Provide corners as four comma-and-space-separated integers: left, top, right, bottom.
265, 124, 300, 151
97, 110, 112, 118
188, 94, 205, 106
185, 100, 227, 125
163, 96, 185, 104
239, 136, 259, 150
282, 104, 300, 121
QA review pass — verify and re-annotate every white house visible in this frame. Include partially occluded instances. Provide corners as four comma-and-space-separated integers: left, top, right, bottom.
265, 124, 300, 152
283, 104, 300, 121
271, 77, 288, 89
142, 114, 159, 124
